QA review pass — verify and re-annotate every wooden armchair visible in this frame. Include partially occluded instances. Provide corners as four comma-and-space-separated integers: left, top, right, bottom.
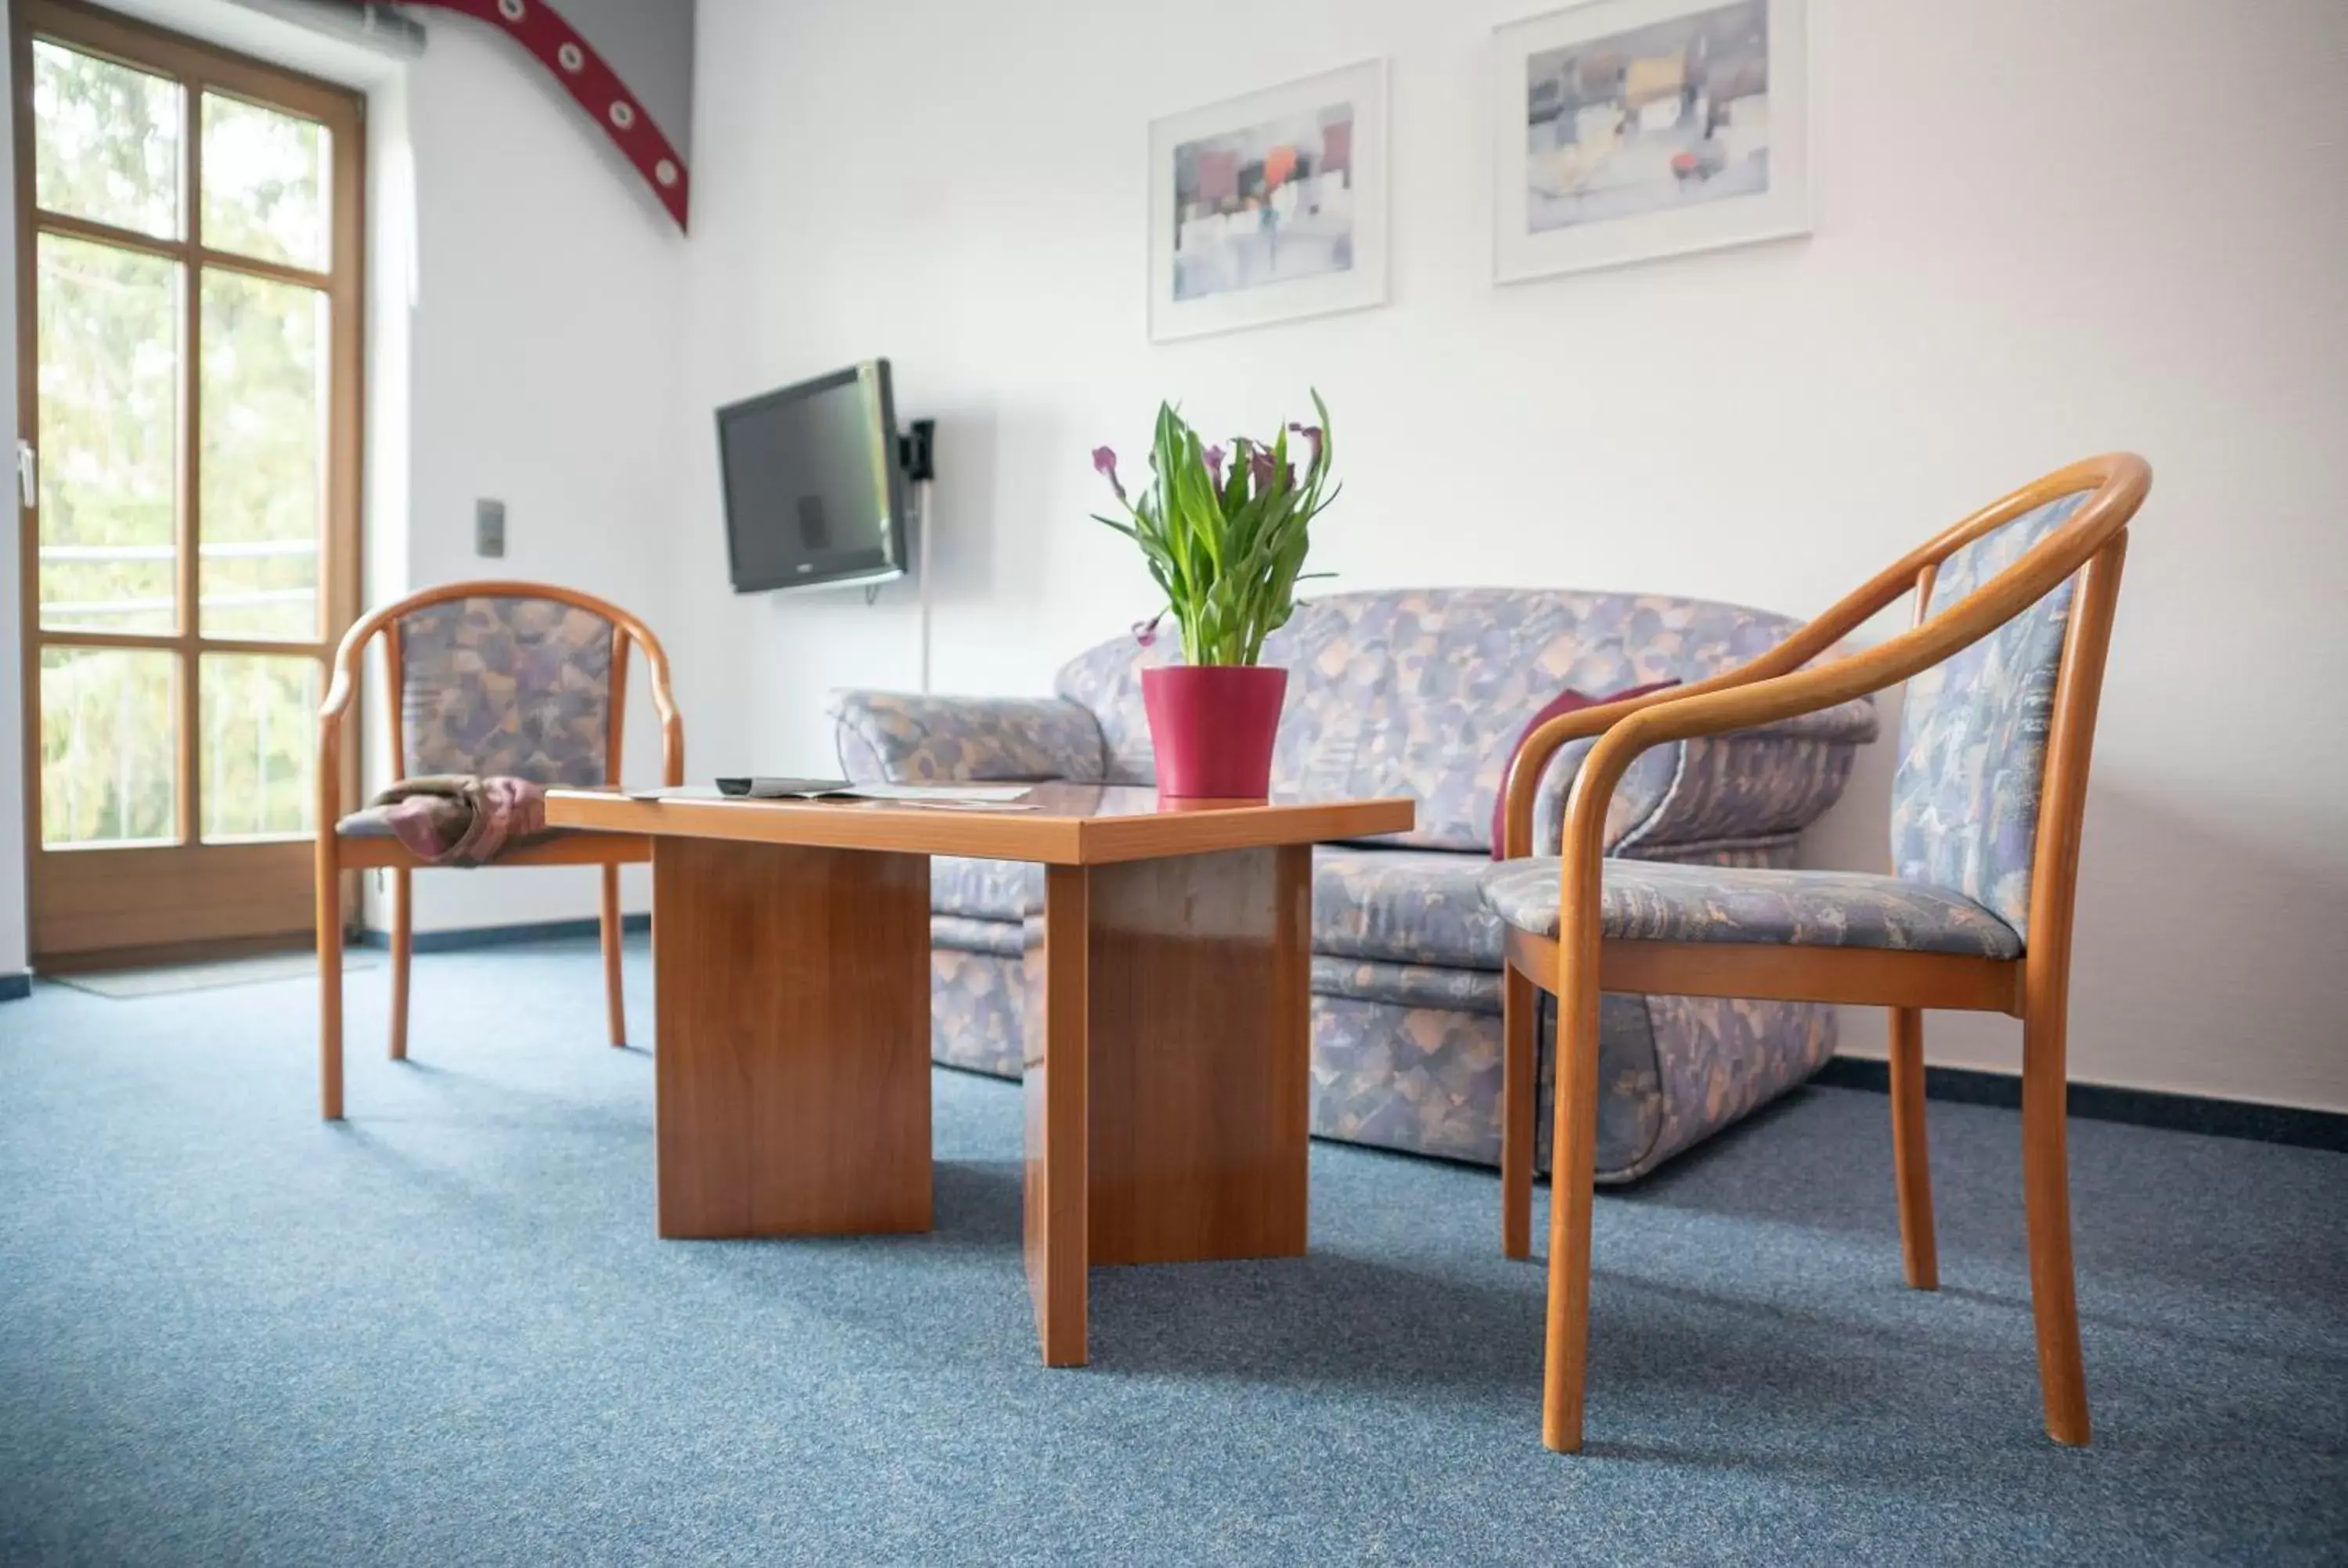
313, 581, 683, 1120
1487, 455, 2151, 1453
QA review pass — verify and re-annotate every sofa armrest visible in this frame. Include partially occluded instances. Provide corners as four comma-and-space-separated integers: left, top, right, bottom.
828, 690, 1107, 784
1529, 693, 1878, 855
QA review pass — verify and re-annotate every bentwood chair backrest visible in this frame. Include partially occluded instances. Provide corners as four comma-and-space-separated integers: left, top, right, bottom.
324, 581, 682, 797
1892, 491, 2095, 937
393, 592, 625, 787
1874, 458, 2145, 954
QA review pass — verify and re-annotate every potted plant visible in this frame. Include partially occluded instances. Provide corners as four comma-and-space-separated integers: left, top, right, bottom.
1091, 394, 1340, 798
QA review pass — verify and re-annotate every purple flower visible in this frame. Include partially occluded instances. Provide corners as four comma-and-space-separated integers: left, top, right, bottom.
1288, 423, 1324, 473
1132, 613, 1162, 646
1249, 447, 1279, 489
1092, 444, 1125, 502
1205, 444, 1226, 486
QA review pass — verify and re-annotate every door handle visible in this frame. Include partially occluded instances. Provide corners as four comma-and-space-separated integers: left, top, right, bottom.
15, 441, 33, 509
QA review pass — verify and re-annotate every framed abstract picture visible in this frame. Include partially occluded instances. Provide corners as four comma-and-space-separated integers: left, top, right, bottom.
1148, 59, 1390, 342
1493, 0, 1809, 283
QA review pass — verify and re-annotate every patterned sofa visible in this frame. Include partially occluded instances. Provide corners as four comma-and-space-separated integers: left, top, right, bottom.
827, 589, 1878, 1181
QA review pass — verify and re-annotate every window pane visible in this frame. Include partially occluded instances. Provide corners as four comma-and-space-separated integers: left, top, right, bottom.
41, 648, 179, 849
200, 269, 324, 639
37, 234, 182, 635
201, 92, 328, 270
31, 40, 182, 239
200, 655, 319, 842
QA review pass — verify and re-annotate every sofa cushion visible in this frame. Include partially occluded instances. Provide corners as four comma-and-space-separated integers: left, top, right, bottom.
1267, 592, 1793, 851
931, 914, 1036, 958
1311, 955, 1501, 1015
1482, 858, 2024, 958
936, 846, 1510, 972
932, 856, 1043, 921
1488, 678, 1679, 855
1314, 847, 1505, 970
831, 692, 1106, 785
1054, 634, 1175, 786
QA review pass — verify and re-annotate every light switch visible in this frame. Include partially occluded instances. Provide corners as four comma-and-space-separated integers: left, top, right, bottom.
475, 498, 506, 558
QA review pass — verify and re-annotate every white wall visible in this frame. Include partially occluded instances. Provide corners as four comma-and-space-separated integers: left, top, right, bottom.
390, 16, 686, 932
675, 0, 2348, 1109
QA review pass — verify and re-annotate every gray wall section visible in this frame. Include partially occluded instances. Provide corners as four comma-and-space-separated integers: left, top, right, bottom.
556, 0, 695, 155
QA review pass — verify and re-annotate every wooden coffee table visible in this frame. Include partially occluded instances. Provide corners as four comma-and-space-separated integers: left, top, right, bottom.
545, 782, 1413, 1365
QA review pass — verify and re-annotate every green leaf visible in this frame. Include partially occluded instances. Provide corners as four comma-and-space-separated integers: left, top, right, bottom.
1097, 393, 1344, 665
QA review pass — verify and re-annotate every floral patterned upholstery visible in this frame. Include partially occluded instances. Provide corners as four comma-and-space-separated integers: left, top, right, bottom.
1311, 991, 1662, 1174
1890, 491, 2090, 938
398, 597, 615, 786
838, 586, 1878, 1181
1259, 591, 1875, 852
830, 692, 1105, 785
1314, 847, 1507, 969
931, 914, 1034, 959
1049, 590, 1875, 852
1482, 858, 2023, 958
931, 948, 1028, 1078
1312, 957, 1499, 1015
931, 855, 1043, 922
1053, 634, 1175, 786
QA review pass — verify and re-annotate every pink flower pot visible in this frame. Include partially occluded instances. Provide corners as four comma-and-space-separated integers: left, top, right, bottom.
1142, 664, 1288, 800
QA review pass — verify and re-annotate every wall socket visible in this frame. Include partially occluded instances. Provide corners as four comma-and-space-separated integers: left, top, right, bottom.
475, 498, 506, 558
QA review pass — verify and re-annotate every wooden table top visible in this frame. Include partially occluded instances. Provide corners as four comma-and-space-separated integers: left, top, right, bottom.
544, 783, 1414, 866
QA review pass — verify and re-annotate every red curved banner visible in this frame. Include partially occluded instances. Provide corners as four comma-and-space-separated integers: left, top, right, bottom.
395, 0, 690, 231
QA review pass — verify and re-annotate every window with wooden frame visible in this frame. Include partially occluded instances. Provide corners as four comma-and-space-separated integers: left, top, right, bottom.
12, 0, 365, 968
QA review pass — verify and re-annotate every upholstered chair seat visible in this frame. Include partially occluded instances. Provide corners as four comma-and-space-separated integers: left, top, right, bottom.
330, 805, 576, 841
1482, 859, 2023, 960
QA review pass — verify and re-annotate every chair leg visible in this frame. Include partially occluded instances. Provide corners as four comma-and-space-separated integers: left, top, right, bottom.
601, 863, 626, 1048
1501, 964, 1537, 1261
388, 869, 412, 1061
1888, 1006, 1938, 1290
1541, 967, 1603, 1454
2022, 994, 2091, 1445
316, 845, 344, 1121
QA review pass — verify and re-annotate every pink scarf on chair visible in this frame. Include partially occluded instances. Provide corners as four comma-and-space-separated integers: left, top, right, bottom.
372, 775, 549, 867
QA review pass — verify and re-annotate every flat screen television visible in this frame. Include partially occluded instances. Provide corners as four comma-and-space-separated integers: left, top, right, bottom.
715, 359, 909, 594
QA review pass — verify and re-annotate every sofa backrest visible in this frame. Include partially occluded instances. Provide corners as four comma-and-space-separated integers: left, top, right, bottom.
1056, 588, 1813, 851
1889, 491, 2089, 939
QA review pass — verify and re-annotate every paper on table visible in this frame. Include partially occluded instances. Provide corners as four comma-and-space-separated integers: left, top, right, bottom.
622, 783, 1033, 804
848, 783, 1033, 803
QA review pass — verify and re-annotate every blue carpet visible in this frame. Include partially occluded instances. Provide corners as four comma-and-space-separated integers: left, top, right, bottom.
0, 937, 2342, 1566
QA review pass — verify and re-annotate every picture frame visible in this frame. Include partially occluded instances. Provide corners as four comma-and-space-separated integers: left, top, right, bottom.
1148, 58, 1390, 343
1493, 0, 1809, 283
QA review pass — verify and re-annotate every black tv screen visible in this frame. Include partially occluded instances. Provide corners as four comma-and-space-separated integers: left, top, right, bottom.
716, 360, 908, 594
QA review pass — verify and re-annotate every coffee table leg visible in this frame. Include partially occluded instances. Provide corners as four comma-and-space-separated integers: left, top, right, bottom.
1025, 865, 1091, 1366
1084, 843, 1312, 1267
653, 836, 932, 1239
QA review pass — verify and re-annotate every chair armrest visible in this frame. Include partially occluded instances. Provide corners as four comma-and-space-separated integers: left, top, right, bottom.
828, 691, 1107, 783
